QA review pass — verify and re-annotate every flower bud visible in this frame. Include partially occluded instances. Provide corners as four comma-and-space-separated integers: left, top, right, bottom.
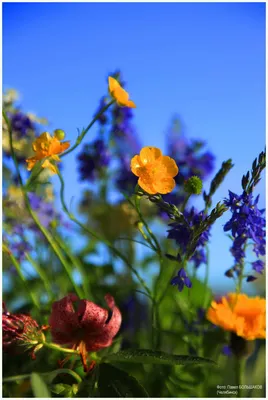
184, 176, 203, 195
53, 129, 65, 140
230, 332, 255, 359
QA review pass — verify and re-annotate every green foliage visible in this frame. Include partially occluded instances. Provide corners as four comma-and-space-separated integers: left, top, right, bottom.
31, 373, 51, 398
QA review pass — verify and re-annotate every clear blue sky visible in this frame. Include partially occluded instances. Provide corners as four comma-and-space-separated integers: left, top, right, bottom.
3, 2, 265, 293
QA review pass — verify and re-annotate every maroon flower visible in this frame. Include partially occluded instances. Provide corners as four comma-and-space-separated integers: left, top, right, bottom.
49, 294, 122, 371
2, 303, 43, 359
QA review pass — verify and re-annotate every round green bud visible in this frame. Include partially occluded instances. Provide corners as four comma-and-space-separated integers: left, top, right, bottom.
184, 176, 203, 195
54, 129, 65, 140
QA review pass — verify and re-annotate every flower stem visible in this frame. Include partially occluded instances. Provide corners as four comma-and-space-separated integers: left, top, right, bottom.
42, 341, 79, 355
236, 357, 246, 398
3, 110, 83, 299
3, 369, 82, 383
25, 253, 54, 302
8, 252, 40, 310
54, 235, 92, 299
56, 166, 152, 297
61, 100, 114, 157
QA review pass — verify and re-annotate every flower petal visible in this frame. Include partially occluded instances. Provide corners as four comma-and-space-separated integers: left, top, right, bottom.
140, 147, 162, 165
153, 177, 176, 194
138, 177, 157, 194
108, 76, 120, 92
130, 155, 143, 177
161, 156, 179, 177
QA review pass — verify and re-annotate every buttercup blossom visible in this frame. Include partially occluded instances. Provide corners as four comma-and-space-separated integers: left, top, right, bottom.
131, 147, 179, 195
206, 293, 266, 340
49, 294, 122, 371
108, 76, 136, 108
26, 132, 70, 174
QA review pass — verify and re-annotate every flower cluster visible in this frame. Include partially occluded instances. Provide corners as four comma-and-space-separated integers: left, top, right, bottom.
77, 139, 111, 182
170, 268, 192, 292
207, 293, 266, 341
167, 121, 215, 184
224, 191, 266, 276
167, 207, 211, 268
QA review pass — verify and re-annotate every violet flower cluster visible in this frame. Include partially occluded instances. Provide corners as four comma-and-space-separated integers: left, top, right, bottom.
224, 190, 266, 277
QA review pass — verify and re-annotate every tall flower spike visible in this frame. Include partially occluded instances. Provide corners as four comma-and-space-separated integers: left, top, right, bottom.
131, 147, 178, 194
108, 77, 136, 108
26, 131, 70, 174
49, 294, 122, 372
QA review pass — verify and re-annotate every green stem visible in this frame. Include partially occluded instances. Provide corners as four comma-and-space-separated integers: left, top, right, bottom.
56, 166, 152, 297
202, 245, 210, 309
54, 235, 92, 299
236, 357, 246, 398
3, 369, 82, 384
61, 100, 114, 157
3, 110, 83, 299
181, 193, 191, 212
8, 252, 40, 310
25, 253, 54, 302
42, 341, 79, 355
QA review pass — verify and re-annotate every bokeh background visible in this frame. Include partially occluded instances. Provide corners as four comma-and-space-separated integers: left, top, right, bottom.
3, 2, 265, 293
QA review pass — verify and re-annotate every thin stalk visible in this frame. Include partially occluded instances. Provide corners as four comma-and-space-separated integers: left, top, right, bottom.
8, 252, 40, 310
61, 100, 114, 157
202, 245, 210, 309
54, 235, 92, 299
25, 253, 54, 302
3, 369, 82, 384
42, 341, 79, 355
56, 166, 152, 297
236, 358, 246, 398
3, 110, 83, 299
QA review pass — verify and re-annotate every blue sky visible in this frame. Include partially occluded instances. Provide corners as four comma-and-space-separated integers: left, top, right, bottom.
3, 2, 265, 293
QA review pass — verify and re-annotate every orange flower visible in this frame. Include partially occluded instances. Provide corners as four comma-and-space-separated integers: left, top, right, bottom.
207, 293, 266, 340
108, 76, 136, 108
130, 147, 178, 194
26, 132, 70, 174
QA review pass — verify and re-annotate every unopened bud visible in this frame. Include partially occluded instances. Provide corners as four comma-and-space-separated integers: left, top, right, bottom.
184, 176, 203, 195
54, 129, 65, 140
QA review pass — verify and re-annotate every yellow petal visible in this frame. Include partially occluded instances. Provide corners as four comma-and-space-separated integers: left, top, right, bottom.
153, 178, 176, 194
42, 159, 57, 174
126, 100, 136, 108
138, 177, 156, 194
108, 76, 120, 92
161, 156, 179, 177
130, 155, 143, 177
140, 147, 162, 165
26, 157, 37, 171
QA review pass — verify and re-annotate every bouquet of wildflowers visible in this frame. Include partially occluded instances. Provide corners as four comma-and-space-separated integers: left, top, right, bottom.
2, 72, 266, 398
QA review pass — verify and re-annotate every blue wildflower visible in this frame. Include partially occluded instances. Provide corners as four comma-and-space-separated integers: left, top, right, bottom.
171, 268, 192, 292
224, 191, 266, 273
77, 139, 111, 182
11, 112, 34, 137
167, 207, 211, 261
252, 260, 265, 274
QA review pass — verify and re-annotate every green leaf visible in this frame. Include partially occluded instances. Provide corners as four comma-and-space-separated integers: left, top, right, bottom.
50, 383, 78, 397
75, 366, 99, 397
105, 349, 216, 366
31, 373, 51, 398
98, 363, 149, 397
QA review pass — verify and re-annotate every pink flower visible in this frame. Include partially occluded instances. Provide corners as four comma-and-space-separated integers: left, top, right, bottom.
49, 294, 122, 371
2, 303, 43, 359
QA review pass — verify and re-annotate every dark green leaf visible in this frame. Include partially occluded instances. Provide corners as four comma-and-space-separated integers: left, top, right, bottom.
105, 349, 216, 366
98, 363, 149, 397
75, 366, 99, 397
31, 373, 51, 398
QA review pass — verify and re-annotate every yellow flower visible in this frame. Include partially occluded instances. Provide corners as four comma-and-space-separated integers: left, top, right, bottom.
26, 132, 70, 174
206, 293, 266, 341
108, 76, 136, 108
130, 147, 178, 194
